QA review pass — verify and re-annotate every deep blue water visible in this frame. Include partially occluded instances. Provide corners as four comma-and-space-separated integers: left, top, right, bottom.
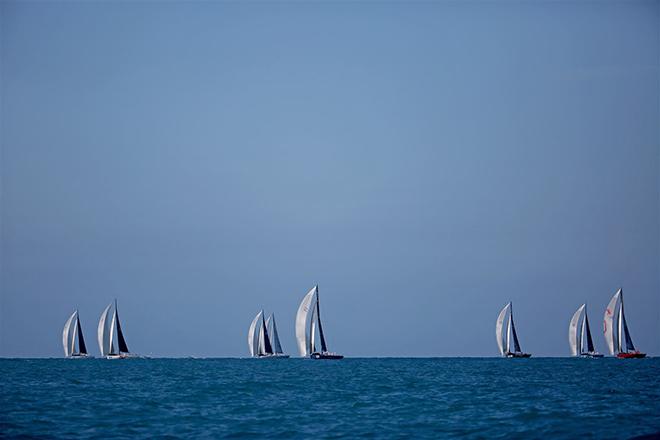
1, 358, 659, 439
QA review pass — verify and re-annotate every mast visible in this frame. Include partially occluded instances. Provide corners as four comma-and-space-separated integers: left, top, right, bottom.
579, 315, 586, 354
617, 299, 623, 353
510, 303, 522, 353
310, 304, 317, 354
109, 307, 117, 355
71, 314, 79, 355
315, 285, 328, 353
115, 299, 129, 354
506, 308, 512, 353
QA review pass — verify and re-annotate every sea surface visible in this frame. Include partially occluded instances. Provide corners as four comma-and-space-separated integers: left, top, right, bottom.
1, 358, 659, 439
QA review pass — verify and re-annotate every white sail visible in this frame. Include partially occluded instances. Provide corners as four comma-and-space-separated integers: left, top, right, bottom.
247, 311, 262, 357
295, 286, 316, 357
603, 289, 620, 355
62, 311, 77, 357
495, 303, 510, 356
97, 303, 113, 356
569, 304, 585, 356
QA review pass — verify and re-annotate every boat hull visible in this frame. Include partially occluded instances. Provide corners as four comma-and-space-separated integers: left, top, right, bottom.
105, 353, 133, 360
311, 352, 344, 360
617, 352, 646, 359
257, 354, 290, 359
580, 353, 604, 358
505, 352, 531, 358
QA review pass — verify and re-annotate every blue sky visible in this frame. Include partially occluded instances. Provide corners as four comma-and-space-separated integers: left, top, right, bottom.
1, 1, 658, 357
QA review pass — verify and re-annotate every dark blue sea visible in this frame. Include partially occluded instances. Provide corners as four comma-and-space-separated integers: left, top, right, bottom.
1, 358, 659, 439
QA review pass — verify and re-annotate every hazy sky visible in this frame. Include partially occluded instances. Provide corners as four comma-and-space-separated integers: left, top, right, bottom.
1, 1, 658, 358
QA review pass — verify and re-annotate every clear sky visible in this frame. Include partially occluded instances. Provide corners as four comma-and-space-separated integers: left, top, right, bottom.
1, 1, 658, 358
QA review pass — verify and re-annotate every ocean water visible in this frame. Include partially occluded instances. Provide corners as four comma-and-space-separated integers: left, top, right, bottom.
1, 358, 659, 439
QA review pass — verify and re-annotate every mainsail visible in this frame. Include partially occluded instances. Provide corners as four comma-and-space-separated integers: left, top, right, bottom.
509, 305, 522, 353
97, 300, 130, 357
583, 310, 594, 353
295, 286, 317, 357
314, 287, 328, 353
115, 300, 129, 354
266, 314, 284, 354
258, 312, 273, 356
619, 291, 636, 352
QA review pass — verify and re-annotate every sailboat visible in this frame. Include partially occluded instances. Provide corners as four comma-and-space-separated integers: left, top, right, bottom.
62, 310, 90, 358
295, 285, 343, 359
568, 304, 603, 358
97, 299, 132, 359
603, 288, 646, 359
495, 302, 531, 358
247, 310, 288, 358
265, 313, 289, 358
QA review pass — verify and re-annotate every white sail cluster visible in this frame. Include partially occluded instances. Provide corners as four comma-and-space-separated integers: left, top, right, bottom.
294, 285, 343, 359
568, 304, 601, 357
60, 287, 644, 360
602, 288, 640, 357
62, 310, 88, 358
495, 302, 530, 358
97, 299, 131, 359
247, 310, 287, 358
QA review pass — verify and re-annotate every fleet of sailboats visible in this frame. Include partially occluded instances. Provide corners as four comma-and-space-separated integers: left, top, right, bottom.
295, 285, 343, 359
603, 288, 646, 359
247, 310, 289, 358
495, 302, 531, 358
60, 287, 649, 359
568, 304, 603, 358
62, 310, 89, 358
97, 299, 132, 359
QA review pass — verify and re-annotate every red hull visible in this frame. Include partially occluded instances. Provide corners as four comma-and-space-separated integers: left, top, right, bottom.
616, 352, 646, 359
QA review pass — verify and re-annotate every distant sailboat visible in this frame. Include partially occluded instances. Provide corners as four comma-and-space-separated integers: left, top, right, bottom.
265, 314, 289, 358
603, 288, 646, 359
568, 304, 603, 358
62, 310, 89, 358
295, 285, 343, 359
495, 302, 531, 358
98, 299, 131, 359
247, 311, 289, 358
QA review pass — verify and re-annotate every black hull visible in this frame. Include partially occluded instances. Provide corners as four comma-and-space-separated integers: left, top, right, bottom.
506, 352, 531, 358
311, 352, 344, 360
